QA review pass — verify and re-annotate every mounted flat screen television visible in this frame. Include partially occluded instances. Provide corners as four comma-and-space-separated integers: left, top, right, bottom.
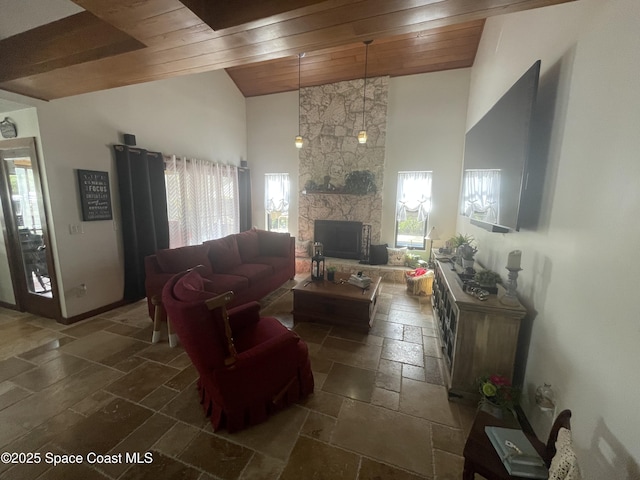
460, 60, 541, 232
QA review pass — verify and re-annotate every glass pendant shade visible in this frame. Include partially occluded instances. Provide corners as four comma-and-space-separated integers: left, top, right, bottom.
358, 40, 372, 145
295, 53, 304, 150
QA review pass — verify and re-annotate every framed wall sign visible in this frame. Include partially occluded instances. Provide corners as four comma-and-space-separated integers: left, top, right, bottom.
77, 169, 113, 221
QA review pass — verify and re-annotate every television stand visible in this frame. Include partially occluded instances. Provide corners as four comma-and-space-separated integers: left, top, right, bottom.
431, 260, 526, 401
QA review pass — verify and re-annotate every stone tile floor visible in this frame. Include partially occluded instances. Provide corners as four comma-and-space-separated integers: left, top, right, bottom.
0, 277, 478, 479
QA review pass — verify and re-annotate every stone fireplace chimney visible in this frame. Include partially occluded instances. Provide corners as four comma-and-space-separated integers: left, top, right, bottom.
298, 76, 389, 245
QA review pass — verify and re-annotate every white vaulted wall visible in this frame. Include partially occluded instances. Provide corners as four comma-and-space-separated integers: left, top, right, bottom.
460, 1, 640, 477
0, 70, 246, 318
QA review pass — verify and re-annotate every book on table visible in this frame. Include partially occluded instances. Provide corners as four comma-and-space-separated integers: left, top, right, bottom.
485, 426, 549, 479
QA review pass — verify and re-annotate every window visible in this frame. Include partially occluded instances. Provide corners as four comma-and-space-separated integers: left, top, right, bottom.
165, 155, 239, 248
265, 173, 290, 233
461, 169, 501, 224
395, 171, 432, 249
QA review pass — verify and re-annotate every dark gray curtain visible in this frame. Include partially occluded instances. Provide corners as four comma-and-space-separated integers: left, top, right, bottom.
114, 145, 169, 301
238, 167, 252, 232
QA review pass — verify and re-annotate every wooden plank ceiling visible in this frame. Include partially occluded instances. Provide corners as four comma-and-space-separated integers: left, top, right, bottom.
0, 0, 576, 100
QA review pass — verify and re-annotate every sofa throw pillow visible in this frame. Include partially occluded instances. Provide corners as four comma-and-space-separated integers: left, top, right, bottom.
257, 229, 291, 257
295, 240, 311, 257
387, 247, 407, 266
204, 235, 242, 273
156, 244, 213, 275
235, 228, 260, 262
369, 244, 388, 265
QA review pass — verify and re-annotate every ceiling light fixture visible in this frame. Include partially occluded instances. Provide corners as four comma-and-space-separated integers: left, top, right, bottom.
358, 40, 373, 145
295, 53, 304, 149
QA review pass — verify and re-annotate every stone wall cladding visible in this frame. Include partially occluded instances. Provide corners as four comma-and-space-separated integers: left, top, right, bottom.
298, 76, 389, 244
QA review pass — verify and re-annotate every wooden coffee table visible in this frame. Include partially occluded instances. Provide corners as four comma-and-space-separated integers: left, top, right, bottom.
292, 272, 382, 332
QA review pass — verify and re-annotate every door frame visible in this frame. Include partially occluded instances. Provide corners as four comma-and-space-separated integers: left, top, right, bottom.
0, 137, 62, 320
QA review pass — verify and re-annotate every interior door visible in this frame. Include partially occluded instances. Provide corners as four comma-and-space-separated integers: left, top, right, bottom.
0, 137, 61, 320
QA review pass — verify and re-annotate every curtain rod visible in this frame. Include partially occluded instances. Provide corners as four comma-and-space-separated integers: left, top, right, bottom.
163, 154, 241, 169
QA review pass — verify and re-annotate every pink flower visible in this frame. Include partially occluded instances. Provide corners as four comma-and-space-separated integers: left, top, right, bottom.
490, 374, 511, 387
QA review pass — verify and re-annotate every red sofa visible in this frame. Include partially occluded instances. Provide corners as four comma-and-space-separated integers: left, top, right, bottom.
144, 228, 295, 321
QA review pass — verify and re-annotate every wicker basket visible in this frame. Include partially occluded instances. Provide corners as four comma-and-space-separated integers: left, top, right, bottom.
405, 270, 434, 296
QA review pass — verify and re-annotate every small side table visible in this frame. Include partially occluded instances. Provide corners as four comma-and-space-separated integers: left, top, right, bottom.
463, 410, 545, 480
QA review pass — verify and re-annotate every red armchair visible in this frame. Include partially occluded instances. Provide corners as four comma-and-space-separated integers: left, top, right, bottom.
162, 270, 314, 432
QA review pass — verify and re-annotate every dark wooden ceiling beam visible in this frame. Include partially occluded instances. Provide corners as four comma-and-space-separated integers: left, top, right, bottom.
0, 11, 144, 83
70, 0, 193, 40
180, 0, 329, 31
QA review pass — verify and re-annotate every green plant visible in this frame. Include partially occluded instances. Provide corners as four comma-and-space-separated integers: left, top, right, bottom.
327, 266, 337, 272
404, 253, 422, 268
458, 243, 478, 260
304, 179, 318, 192
477, 374, 520, 412
449, 233, 474, 248
397, 217, 425, 236
474, 270, 501, 286
344, 170, 376, 195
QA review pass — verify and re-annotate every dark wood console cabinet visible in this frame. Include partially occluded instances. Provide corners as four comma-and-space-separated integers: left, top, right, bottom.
431, 260, 526, 402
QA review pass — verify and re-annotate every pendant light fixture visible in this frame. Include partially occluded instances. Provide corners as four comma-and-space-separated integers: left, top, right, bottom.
295, 53, 304, 149
358, 40, 373, 144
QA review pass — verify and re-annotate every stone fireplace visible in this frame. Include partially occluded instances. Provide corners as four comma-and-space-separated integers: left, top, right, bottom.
298, 76, 389, 246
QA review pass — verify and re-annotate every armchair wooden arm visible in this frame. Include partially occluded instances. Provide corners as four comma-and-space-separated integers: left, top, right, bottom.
205, 291, 237, 366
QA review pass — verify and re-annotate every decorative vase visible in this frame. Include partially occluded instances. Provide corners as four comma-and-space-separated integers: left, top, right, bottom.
535, 383, 556, 412
327, 270, 335, 282
462, 258, 475, 270
479, 399, 504, 419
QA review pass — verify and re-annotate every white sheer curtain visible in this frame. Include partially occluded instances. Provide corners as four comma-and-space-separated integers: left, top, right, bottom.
164, 155, 239, 248
396, 171, 433, 221
265, 173, 290, 232
461, 169, 501, 224
265, 173, 290, 215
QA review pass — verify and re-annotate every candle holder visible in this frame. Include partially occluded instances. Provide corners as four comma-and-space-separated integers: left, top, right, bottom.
500, 267, 522, 306
311, 242, 325, 281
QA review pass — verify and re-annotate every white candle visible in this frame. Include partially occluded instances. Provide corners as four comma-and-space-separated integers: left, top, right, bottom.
507, 250, 522, 270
